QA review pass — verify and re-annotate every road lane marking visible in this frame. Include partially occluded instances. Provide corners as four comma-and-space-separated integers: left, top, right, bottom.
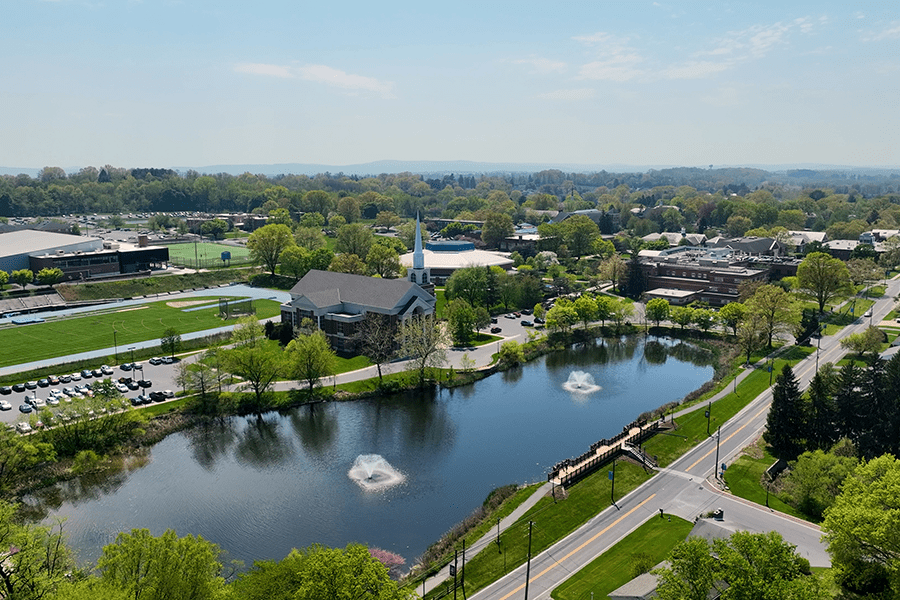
495, 494, 656, 600
685, 404, 770, 473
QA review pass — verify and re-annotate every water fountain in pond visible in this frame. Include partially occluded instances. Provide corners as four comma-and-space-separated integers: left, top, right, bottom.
562, 371, 601, 394
348, 454, 406, 491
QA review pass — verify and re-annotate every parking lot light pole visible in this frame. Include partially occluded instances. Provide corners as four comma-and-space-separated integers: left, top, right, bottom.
129, 347, 135, 366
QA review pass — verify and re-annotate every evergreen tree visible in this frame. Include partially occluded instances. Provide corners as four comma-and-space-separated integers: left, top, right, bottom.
625, 252, 645, 299
835, 362, 865, 445
764, 364, 806, 460
857, 357, 893, 459
885, 353, 900, 456
806, 371, 838, 452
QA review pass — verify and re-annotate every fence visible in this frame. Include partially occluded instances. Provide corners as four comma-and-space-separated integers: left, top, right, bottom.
167, 255, 256, 270
548, 420, 661, 488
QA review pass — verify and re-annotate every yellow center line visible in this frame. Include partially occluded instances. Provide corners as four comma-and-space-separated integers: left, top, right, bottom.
495, 494, 656, 600
685, 404, 770, 473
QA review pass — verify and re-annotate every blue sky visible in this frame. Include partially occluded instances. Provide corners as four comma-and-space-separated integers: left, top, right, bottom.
3, 0, 899, 170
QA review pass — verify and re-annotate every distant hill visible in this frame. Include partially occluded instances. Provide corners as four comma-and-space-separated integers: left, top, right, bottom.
2, 160, 898, 179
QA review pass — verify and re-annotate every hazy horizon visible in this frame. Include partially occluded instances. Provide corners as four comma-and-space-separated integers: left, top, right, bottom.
4, 1, 898, 168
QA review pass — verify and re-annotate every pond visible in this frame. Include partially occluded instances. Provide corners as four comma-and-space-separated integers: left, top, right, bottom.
26, 335, 714, 567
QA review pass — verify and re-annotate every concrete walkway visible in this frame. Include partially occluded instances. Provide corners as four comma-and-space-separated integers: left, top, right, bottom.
417, 481, 554, 598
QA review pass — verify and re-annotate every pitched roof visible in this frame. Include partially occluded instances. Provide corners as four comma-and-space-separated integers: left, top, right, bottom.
289, 270, 429, 311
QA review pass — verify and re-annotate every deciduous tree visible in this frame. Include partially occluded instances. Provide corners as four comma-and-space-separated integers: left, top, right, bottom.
247, 223, 296, 275
796, 252, 852, 313
746, 284, 798, 348
481, 212, 514, 248
397, 315, 448, 388
286, 330, 335, 397
645, 298, 670, 327
36, 266, 63, 287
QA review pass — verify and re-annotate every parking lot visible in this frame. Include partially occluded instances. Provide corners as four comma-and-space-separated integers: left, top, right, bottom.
0, 357, 188, 428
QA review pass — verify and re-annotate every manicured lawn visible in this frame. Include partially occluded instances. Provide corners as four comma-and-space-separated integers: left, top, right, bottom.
722, 438, 805, 520
165, 242, 251, 262
0, 298, 281, 367
334, 354, 372, 374
551, 515, 694, 600
452, 332, 502, 348
643, 367, 773, 467
426, 461, 653, 599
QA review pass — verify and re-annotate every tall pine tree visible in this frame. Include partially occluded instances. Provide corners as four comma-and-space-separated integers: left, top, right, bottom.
764, 364, 806, 460
806, 370, 838, 452
835, 362, 865, 445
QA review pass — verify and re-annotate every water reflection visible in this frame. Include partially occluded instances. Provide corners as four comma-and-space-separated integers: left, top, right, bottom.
234, 416, 295, 469
31, 336, 714, 568
188, 418, 238, 471
289, 404, 338, 458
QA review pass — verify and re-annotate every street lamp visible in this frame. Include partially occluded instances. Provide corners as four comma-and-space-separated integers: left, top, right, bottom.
128, 346, 135, 366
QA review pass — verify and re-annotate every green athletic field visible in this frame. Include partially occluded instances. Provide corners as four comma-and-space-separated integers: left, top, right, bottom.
165, 242, 251, 262
0, 298, 280, 367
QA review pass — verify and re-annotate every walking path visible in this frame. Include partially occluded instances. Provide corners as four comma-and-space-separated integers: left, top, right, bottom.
418, 481, 553, 598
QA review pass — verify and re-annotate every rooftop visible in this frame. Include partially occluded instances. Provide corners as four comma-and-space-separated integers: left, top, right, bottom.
0, 230, 101, 257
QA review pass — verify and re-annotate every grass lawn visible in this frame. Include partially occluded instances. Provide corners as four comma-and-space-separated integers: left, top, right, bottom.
0, 298, 281, 367
551, 515, 694, 600
722, 437, 806, 520
426, 461, 653, 599
453, 333, 502, 349
643, 367, 773, 467
165, 242, 251, 262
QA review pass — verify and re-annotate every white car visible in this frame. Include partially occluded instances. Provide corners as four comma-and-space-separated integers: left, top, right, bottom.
0, 401, 11, 411
101, 365, 114, 375
15, 422, 31, 434
163, 390, 174, 398
115, 383, 129, 393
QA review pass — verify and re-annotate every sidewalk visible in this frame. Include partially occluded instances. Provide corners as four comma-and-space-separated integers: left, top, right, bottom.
417, 481, 553, 598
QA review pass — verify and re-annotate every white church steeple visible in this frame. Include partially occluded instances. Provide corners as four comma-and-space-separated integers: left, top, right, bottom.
408, 213, 430, 286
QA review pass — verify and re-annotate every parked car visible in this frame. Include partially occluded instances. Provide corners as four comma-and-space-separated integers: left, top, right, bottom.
149, 357, 162, 365
490, 317, 498, 324
25, 381, 37, 390
0, 387, 11, 395
162, 356, 176, 364
163, 390, 174, 398
504, 314, 516, 319
18, 404, 32, 413
491, 327, 502, 334
521, 320, 533, 327
101, 365, 114, 375
12, 384, 25, 393
30, 398, 46, 409
37, 379, 49, 388
127, 381, 140, 391
70, 373, 81, 381
92, 369, 103, 378
46, 397, 59, 407
120, 363, 133, 371
534, 317, 545, 324
0, 400, 11, 411
15, 422, 32, 434
133, 395, 150, 406
59, 375, 71, 384
138, 380, 152, 388
80, 370, 93, 379
115, 383, 129, 393
521, 308, 532, 315
48, 375, 59, 385
150, 392, 166, 403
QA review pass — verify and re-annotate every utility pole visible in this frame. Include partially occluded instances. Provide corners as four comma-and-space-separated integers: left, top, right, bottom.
453, 549, 458, 600
496, 517, 501, 548
715, 426, 721, 481
461, 539, 466, 600
524, 521, 533, 600
705, 402, 711, 436
610, 459, 616, 505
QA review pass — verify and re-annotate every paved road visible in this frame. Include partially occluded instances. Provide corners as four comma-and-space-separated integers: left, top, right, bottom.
463, 281, 900, 600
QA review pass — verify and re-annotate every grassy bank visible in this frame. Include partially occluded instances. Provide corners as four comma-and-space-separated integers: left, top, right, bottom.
424, 461, 653, 599
551, 514, 694, 599
56, 270, 253, 302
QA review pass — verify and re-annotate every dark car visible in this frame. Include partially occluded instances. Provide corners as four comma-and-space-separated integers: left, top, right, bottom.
491, 327, 502, 334
48, 375, 59, 385
138, 380, 152, 389
12, 383, 25, 393
120, 363, 133, 371
80, 370, 93, 379
521, 320, 533, 327
150, 391, 166, 403
0, 387, 11, 395
534, 317, 545, 324
126, 380, 140, 391
92, 369, 103, 378
18, 403, 32, 413
130, 396, 145, 407
490, 317, 498, 324
37, 379, 49, 388
520, 308, 532, 315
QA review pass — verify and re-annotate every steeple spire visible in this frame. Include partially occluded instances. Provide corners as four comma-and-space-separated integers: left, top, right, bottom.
413, 212, 424, 270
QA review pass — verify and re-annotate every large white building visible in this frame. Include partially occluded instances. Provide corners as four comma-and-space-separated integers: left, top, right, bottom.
0, 230, 103, 273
